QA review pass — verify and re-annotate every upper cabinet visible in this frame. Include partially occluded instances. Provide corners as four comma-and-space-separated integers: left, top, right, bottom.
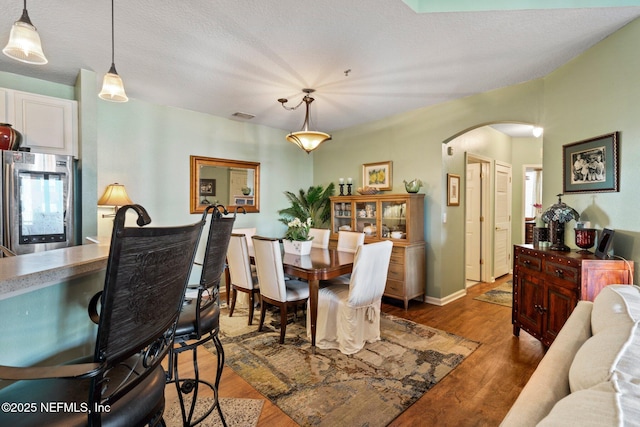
1, 88, 78, 158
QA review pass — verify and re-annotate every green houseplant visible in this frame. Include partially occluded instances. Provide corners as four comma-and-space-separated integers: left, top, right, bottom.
278, 183, 335, 229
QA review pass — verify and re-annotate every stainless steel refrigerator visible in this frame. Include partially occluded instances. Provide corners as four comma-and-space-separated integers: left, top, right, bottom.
1, 150, 75, 255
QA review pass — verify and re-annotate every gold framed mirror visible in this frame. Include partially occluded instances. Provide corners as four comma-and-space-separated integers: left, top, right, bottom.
190, 156, 260, 213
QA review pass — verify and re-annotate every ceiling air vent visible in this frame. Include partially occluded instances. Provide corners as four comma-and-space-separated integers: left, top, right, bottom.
231, 112, 255, 120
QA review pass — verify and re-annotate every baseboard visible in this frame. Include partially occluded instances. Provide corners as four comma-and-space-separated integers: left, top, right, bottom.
424, 289, 467, 306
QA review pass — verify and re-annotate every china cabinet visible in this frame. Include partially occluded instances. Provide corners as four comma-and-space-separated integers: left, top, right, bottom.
329, 193, 425, 309
512, 244, 633, 346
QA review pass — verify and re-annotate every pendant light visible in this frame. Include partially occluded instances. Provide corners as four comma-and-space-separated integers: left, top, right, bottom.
278, 89, 331, 154
99, 0, 128, 102
2, 0, 48, 65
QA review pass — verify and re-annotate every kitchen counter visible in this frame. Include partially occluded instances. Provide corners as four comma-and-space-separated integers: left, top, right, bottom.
0, 240, 110, 300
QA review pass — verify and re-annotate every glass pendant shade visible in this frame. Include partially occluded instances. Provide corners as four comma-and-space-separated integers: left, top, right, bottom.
286, 131, 332, 154
99, 64, 128, 102
3, 16, 47, 65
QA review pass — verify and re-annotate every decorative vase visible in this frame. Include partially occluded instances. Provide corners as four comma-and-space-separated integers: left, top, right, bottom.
549, 220, 570, 251
403, 179, 422, 193
0, 123, 22, 151
283, 239, 312, 255
575, 228, 597, 254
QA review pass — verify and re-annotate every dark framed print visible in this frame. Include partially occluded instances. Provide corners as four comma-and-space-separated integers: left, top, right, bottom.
362, 161, 392, 190
563, 132, 619, 193
595, 228, 615, 259
199, 179, 216, 196
447, 173, 460, 206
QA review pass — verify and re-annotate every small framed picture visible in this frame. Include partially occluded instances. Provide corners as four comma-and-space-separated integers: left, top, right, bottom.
447, 173, 460, 206
199, 179, 216, 196
362, 161, 392, 190
563, 132, 619, 194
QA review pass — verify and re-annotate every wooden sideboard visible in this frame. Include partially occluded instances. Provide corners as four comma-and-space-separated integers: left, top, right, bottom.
329, 193, 425, 309
512, 244, 634, 346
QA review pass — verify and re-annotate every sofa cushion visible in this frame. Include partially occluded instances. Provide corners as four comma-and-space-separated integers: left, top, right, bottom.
538, 381, 640, 427
591, 285, 640, 335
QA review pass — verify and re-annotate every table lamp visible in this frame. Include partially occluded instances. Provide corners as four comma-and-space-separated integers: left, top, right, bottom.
98, 183, 133, 217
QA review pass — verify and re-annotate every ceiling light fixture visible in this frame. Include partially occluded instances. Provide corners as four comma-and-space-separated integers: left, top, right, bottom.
278, 89, 331, 154
99, 0, 128, 102
2, 0, 48, 65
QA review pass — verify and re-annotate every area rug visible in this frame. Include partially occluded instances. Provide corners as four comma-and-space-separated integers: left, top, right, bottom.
210, 306, 480, 427
474, 280, 513, 307
164, 397, 264, 427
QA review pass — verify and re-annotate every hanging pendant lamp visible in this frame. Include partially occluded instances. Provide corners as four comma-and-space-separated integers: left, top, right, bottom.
99, 0, 128, 102
3, 0, 48, 65
278, 89, 331, 154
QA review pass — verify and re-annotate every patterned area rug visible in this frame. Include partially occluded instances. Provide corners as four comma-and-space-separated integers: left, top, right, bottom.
474, 281, 513, 307
210, 306, 480, 427
164, 397, 264, 427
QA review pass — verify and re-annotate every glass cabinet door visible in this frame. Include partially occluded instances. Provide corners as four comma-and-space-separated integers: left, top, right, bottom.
333, 201, 353, 233
381, 200, 407, 239
355, 201, 377, 237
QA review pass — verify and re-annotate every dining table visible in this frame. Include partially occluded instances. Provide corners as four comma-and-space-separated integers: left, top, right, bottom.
281, 247, 354, 353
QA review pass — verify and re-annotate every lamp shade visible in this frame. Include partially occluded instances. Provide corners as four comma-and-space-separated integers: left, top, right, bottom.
286, 131, 332, 154
3, 19, 47, 65
98, 183, 133, 207
99, 64, 128, 102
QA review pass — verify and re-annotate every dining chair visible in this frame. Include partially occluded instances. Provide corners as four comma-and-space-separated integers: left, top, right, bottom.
0, 244, 16, 257
252, 236, 310, 344
324, 230, 366, 285
310, 240, 393, 354
337, 230, 365, 253
167, 204, 235, 426
308, 227, 330, 249
0, 204, 204, 426
223, 227, 256, 304
227, 233, 260, 325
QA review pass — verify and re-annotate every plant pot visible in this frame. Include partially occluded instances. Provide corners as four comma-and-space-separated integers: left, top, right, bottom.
283, 239, 312, 255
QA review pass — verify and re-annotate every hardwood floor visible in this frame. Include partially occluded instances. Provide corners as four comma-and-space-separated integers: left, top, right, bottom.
165, 275, 545, 426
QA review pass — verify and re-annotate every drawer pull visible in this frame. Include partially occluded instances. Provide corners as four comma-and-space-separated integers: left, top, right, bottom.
555, 269, 564, 277
534, 304, 548, 314
523, 260, 530, 265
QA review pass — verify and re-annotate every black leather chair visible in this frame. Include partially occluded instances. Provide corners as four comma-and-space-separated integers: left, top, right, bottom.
0, 204, 205, 426
166, 204, 235, 426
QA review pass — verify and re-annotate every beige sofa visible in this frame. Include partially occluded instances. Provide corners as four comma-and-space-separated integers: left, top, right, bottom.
501, 284, 640, 426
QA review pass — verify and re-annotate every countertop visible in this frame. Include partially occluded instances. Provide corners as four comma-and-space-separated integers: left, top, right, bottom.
0, 239, 110, 300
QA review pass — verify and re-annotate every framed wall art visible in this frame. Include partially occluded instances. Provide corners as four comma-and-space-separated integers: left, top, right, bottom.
199, 179, 216, 196
447, 173, 460, 206
563, 132, 619, 194
362, 161, 392, 190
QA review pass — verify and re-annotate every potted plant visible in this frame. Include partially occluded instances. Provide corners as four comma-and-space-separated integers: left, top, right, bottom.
278, 183, 335, 229
283, 217, 313, 255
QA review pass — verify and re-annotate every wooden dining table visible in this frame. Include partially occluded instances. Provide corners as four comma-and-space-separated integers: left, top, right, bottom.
281, 247, 355, 352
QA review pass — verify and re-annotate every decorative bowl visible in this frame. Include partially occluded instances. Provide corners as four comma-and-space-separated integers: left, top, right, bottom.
357, 186, 380, 195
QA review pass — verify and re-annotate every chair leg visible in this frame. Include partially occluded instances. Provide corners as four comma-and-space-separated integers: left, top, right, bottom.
258, 299, 267, 332
279, 304, 288, 344
229, 288, 237, 317
249, 291, 256, 326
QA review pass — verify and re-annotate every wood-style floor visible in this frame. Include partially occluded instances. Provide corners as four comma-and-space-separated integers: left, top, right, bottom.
165, 275, 545, 426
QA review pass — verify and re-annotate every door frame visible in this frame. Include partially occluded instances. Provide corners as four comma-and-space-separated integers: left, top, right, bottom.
465, 153, 492, 284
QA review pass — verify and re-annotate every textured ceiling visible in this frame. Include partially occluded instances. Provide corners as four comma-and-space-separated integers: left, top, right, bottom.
1, 1, 640, 134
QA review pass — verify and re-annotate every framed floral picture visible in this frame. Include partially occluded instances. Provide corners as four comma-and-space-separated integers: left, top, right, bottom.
447, 174, 460, 206
563, 132, 619, 193
362, 161, 392, 190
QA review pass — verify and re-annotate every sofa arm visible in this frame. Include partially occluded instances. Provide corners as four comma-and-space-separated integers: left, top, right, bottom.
500, 300, 593, 427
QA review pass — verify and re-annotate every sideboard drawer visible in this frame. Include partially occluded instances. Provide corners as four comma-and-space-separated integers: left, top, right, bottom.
387, 262, 405, 281
516, 254, 541, 272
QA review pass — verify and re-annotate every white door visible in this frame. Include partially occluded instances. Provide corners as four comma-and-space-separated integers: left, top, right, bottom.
466, 163, 482, 282
494, 161, 512, 278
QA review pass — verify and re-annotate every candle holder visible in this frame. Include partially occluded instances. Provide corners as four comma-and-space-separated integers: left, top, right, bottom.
347, 183, 352, 195
339, 183, 345, 196
575, 228, 597, 254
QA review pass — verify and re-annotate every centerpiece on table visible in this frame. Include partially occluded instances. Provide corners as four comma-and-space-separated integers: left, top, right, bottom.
541, 194, 580, 251
283, 217, 314, 255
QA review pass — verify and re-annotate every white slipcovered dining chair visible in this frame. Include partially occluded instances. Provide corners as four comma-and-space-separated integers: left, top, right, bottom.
227, 233, 260, 325
224, 227, 257, 304
308, 228, 330, 249
310, 240, 393, 354
323, 230, 366, 285
252, 236, 310, 344
337, 230, 365, 253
